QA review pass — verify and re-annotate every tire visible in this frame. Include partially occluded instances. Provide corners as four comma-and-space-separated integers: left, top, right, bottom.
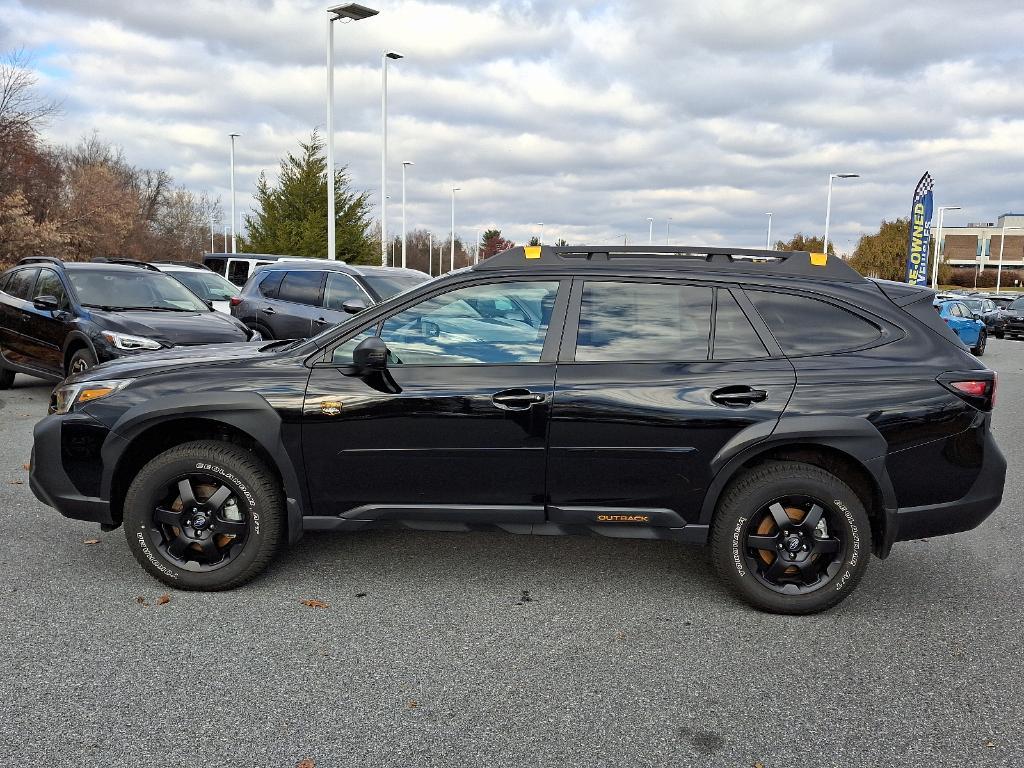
67, 347, 98, 376
710, 461, 871, 615
255, 323, 273, 340
972, 330, 986, 357
0, 366, 14, 390
123, 440, 284, 590
995, 331, 1004, 339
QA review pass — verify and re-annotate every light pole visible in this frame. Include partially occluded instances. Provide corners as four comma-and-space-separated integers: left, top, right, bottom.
996, 224, 1024, 293
400, 160, 413, 268
647, 217, 654, 244
931, 206, 961, 289
228, 132, 240, 254
666, 217, 672, 245
326, 4, 378, 261
450, 187, 460, 272
765, 212, 773, 250
223, 226, 229, 253
823, 173, 859, 257
427, 232, 432, 276
381, 49, 404, 266
209, 215, 215, 253
534, 222, 545, 245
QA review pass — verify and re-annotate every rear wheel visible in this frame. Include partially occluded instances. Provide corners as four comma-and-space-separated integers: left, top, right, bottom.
123, 440, 284, 590
67, 347, 97, 376
710, 461, 871, 614
972, 330, 987, 356
0, 367, 14, 389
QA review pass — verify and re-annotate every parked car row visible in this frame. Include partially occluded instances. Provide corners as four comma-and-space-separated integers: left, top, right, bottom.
0, 255, 429, 388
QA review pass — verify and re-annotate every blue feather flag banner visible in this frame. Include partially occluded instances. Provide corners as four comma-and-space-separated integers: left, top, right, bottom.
905, 172, 934, 285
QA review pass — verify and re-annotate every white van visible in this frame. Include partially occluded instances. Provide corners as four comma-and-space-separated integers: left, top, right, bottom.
203, 253, 294, 287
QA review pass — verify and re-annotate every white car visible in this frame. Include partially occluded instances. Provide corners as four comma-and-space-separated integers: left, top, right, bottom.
153, 263, 240, 314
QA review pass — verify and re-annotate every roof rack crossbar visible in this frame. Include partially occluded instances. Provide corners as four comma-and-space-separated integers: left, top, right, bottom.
473, 245, 865, 283
91, 257, 160, 271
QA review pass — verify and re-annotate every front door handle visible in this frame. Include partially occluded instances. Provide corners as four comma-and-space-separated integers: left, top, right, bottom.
711, 386, 768, 407
491, 388, 546, 411
261, 306, 276, 315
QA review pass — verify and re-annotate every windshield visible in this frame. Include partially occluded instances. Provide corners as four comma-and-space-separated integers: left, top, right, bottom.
168, 270, 238, 302
68, 269, 209, 312
361, 272, 430, 300
1008, 298, 1024, 311
962, 299, 982, 311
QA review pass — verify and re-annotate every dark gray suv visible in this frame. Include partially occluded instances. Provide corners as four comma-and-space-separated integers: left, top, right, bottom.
231, 260, 429, 339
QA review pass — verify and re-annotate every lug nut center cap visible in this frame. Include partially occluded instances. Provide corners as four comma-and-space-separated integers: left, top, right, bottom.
784, 535, 802, 552
192, 515, 209, 530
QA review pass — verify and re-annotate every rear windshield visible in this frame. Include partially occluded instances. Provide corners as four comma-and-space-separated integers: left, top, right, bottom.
68, 269, 209, 312
361, 272, 430, 300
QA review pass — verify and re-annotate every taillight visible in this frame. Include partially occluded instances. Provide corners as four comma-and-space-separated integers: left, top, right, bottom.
229, 296, 242, 307
938, 372, 996, 411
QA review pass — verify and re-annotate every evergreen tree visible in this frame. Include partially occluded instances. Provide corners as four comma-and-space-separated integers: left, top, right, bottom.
243, 130, 374, 263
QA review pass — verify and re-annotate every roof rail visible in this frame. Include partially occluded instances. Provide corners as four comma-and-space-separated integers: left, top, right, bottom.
17, 256, 63, 266
473, 245, 866, 284
91, 257, 160, 271
152, 260, 212, 270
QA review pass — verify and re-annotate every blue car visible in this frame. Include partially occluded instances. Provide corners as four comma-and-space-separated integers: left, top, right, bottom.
934, 299, 987, 356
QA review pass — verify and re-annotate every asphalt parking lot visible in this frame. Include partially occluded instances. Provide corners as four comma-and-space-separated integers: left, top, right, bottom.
1, 343, 1022, 768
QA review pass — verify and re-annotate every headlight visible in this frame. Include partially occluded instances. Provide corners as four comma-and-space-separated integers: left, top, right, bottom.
54, 379, 132, 414
101, 331, 162, 351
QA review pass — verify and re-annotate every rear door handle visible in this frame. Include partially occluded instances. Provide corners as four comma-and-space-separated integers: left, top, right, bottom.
491, 388, 546, 411
711, 386, 768, 407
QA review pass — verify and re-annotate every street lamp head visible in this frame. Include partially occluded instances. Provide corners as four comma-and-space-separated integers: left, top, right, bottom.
452, 187, 461, 192
402, 160, 414, 167
229, 132, 240, 138
328, 3, 378, 21
833, 173, 859, 179
385, 51, 404, 60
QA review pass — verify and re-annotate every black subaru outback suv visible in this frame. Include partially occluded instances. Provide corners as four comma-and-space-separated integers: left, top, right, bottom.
29, 246, 1005, 614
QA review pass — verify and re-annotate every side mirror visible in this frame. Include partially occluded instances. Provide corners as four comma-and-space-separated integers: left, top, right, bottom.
204, 299, 215, 310
352, 336, 388, 372
33, 295, 59, 311
342, 298, 368, 315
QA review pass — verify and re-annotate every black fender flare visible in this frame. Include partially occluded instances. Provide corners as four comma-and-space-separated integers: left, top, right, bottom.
99, 392, 307, 543
698, 415, 897, 527
61, 331, 99, 369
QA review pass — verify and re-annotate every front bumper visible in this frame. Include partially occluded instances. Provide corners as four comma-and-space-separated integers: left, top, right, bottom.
29, 413, 114, 525
882, 429, 1006, 552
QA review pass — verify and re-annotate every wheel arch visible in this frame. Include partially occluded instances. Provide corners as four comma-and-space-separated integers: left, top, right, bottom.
700, 416, 897, 556
101, 393, 307, 543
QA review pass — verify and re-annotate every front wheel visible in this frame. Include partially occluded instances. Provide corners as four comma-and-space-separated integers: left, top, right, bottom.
972, 330, 987, 356
123, 440, 284, 590
0, 367, 14, 390
710, 461, 871, 614
67, 347, 97, 376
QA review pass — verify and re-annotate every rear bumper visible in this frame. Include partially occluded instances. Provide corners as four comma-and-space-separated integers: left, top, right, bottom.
29, 413, 114, 525
883, 430, 1006, 551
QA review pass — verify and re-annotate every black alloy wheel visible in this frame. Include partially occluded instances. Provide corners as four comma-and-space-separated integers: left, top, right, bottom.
151, 474, 249, 572
68, 347, 97, 376
742, 495, 845, 595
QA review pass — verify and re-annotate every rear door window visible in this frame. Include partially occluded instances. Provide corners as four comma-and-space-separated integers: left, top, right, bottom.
747, 290, 881, 356
278, 271, 324, 306
574, 281, 713, 362
205, 258, 227, 276
6, 268, 39, 300
257, 270, 284, 299
713, 290, 768, 359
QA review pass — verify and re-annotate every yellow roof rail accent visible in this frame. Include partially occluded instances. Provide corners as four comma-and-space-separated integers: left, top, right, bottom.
524, 246, 542, 260
810, 252, 828, 266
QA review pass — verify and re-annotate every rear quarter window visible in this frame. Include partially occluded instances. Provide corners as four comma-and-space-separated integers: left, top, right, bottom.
747, 290, 881, 356
257, 270, 284, 299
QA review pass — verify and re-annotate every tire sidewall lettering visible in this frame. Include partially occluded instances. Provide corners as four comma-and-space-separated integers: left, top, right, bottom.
193, 461, 260, 535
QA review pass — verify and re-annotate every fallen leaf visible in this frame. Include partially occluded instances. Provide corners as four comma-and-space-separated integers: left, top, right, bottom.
156, 593, 170, 606
22, 463, 30, 471
135, 596, 149, 606
83, 538, 100, 545
7, 479, 23, 485
753, 762, 766, 768
300, 599, 329, 609
985, 741, 995, 748
355, 592, 367, 598
296, 760, 315, 768
407, 700, 418, 709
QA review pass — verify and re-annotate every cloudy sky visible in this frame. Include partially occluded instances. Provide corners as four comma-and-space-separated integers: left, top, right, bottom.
2, 0, 1023, 253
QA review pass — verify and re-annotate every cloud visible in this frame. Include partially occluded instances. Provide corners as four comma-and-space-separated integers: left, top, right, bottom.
2, 0, 1023, 251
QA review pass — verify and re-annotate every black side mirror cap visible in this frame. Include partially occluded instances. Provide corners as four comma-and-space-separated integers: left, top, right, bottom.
342, 299, 368, 315
352, 336, 388, 372
33, 295, 59, 311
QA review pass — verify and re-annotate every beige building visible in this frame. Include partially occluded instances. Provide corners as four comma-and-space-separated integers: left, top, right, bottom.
940, 213, 1024, 273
